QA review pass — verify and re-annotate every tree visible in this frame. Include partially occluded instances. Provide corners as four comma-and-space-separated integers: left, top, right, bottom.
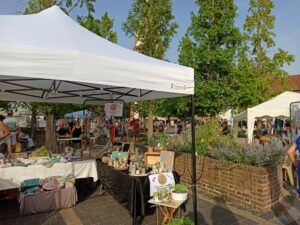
123, 0, 178, 137
78, 12, 117, 43
0, 101, 13, 113
178, 0, 243, 116
24, 0, 95, 15
242, 0, 294, 103
123, 0, 178, 59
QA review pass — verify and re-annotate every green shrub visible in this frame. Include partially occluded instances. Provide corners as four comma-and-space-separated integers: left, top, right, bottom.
166, 216, 195, 225
173, 122, 285, 167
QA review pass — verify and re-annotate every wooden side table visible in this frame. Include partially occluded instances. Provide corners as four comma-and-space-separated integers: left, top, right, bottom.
148, 198, 186, 225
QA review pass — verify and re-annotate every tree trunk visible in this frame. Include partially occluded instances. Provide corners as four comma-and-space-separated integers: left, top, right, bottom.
45, 114, 57, 151
148, 110, 153, 139
130, 103, 135, 121
30, 107, 37, 141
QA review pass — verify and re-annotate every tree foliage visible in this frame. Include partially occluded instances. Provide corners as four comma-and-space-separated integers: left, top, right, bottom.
78, 11, 117, 43
178, 0, 243, 116
24, 0, 95, 15
241, 0, 294, 105
123, 0, 178, 117
123, 0, 178, 59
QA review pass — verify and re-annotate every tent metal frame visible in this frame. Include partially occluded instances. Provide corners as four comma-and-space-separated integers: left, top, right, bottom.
0, 77, 153, 101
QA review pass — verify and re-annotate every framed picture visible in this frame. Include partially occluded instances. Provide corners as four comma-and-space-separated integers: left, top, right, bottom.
160, 151, 174, 172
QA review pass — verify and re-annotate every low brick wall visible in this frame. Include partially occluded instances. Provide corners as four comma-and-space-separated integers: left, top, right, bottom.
174, 152, 283, 212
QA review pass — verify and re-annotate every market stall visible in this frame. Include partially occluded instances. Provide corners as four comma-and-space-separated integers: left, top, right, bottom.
233, 91, 300, 143
0, 5, 196, 223
98, 161, 179, 224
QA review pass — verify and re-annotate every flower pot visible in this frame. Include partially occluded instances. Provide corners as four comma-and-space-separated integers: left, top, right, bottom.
154, 147, 166, 152
171, 192, 188, 201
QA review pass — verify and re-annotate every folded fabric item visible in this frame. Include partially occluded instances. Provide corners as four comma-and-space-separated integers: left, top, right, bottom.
65, 181, 74, 189
23, 186, 41, 196
16, 158, 36, 166
63, 174, 75, 184
40, 161, 53, 168
21, 178, 41, 192
41, 176, 64, 190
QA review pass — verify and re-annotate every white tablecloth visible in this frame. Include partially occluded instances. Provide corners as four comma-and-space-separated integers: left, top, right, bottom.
0, 160, 98, 185
0, 178, 19, 191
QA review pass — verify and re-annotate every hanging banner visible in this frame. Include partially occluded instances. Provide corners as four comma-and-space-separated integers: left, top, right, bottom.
105, 103, 123, 117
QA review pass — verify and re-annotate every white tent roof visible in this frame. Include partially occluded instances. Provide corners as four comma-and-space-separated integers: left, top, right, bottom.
0, 6, 194, 104
233, 91, 300, 142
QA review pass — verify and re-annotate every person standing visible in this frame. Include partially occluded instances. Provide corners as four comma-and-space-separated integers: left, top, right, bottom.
288, 136, 300, 194
4, 111, 18, 154
0, 115, 10, 158
72, 120, 82, 148
130, 119, 140, 143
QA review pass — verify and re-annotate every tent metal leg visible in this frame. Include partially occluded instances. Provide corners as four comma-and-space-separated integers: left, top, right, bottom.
191, 95, 198, 224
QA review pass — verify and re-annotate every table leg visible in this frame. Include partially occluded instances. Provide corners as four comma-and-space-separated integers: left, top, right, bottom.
156, 205, 159, 225
158, 206, 175, 224
169, 208, 175, 221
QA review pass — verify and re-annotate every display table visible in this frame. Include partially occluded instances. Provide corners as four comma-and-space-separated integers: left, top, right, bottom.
98, 162, 179, 225
148, 199, 186, 224
0, 160, 98, 184
19, 187, 77, 215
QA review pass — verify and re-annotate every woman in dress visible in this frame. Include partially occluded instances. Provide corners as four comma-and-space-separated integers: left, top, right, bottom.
72, 120, 82, 148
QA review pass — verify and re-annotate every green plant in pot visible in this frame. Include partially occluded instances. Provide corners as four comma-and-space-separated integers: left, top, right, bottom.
153, 192, 159, 201
158, 187, 169, 202
148, 133, 168, 150
171, 183, 188, 201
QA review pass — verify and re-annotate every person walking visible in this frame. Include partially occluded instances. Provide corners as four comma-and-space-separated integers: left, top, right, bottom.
288, 136, 300, 194
4, 111, 18, 154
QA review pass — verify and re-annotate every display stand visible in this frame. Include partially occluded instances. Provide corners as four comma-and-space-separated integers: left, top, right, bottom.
148, 199, 186, 225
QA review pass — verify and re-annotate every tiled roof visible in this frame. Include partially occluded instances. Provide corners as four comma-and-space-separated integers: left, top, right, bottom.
289, 74, 300, 92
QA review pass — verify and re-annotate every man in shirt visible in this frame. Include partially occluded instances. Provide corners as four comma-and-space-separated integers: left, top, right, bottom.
130, 119, 140, 143
4, 111, 19, 154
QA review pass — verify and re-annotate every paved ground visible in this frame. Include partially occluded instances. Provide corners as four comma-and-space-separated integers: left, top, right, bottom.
0, 186, 266, 225
259, 184, 300, 225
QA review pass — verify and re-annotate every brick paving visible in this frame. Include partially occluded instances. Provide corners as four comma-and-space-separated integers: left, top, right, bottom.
259, 186, 300, 225
0, 186, 266, 225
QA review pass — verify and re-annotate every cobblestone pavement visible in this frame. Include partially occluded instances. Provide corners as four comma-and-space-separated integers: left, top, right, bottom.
0, 187, 267, 225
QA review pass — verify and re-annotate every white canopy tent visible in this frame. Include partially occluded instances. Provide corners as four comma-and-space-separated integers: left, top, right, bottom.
233, 91, 300, 143
0, 6, 198, 222
0, 6, 194, 104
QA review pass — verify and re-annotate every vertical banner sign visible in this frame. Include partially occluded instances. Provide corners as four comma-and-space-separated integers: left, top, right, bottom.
105, 103, 123, 117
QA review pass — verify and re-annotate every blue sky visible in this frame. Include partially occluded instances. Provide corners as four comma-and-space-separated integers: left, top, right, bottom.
1, 0, 299, 74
